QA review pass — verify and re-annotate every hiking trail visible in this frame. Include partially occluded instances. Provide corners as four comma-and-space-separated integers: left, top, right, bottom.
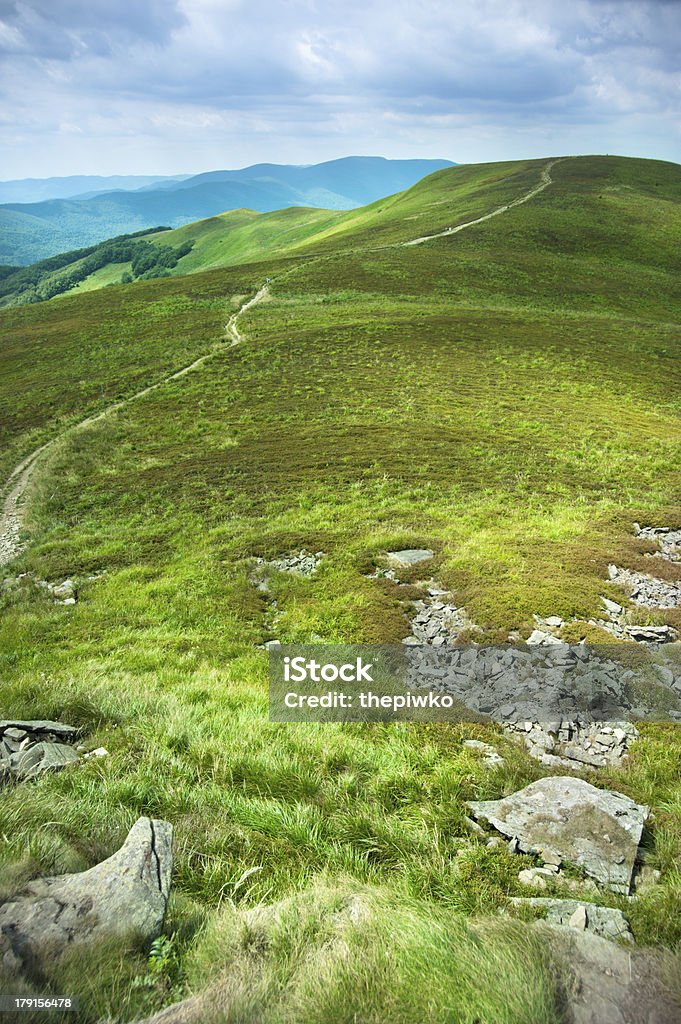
0, 158, 563, 567
403, 158, 561, 246
0, 285, 269, 567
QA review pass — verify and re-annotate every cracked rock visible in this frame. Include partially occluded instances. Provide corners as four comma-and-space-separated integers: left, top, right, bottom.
0, 817, 172, 981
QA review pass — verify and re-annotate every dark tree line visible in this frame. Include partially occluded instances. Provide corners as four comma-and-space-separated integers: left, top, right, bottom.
0, 227, 193, 307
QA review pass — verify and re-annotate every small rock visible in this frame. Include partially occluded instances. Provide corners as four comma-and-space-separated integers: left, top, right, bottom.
518, 867, 556, 889
386, 549, 434, 568
83, 747, 108, 761
569, 905, 588, 930
526, 629, 565, 646
601, 597, 623, 617
52, 579, 77, 601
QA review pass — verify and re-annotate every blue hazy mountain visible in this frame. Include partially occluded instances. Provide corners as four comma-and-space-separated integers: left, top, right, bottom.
0, 174, 190, 205
0, 157, 454, 265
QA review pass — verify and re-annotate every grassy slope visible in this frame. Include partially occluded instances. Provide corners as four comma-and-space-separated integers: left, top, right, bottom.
0, 155, 680, 1022
36, 153, 681, 308
155, 206, 345, 274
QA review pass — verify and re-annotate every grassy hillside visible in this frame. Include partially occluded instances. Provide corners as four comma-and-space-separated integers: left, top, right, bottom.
7, 154, 681, 321
0, 155, 680, 1021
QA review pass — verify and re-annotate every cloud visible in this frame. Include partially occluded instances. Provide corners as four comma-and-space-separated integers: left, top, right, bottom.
0, 0, 186, 57
0, 0, 679, 176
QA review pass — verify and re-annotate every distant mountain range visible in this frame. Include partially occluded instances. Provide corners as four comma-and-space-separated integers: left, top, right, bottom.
0, 157, 455, 265
0, 174, 192, 204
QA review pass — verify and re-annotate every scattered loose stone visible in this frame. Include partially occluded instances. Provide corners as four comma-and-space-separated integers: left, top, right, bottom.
607, 564, 681, 610
402, 586, 482, 646
505, 720, 639, 769
405, 642, 680, 724
468, 776, 648, 894
0, 720, 83, 781
510, 897, 633, 942
634, 523, 681, 563
0, 817, 172, 982
0, 720, 111, 782
2, 574, 82, 605
252, 550, 324, 579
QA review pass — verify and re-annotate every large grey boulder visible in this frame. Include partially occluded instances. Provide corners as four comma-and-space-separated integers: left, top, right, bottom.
0, 817, 172, 980
468, 777, 648, 893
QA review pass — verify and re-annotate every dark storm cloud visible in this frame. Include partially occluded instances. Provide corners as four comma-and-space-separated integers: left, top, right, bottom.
0, 0, 679, 175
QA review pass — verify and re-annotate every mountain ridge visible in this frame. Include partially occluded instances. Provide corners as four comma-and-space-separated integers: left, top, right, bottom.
0, 157, 455, 265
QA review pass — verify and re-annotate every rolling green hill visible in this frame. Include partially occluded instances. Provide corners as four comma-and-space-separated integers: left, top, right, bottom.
0, 156, 454, 265
0, 155, 680, 1022
6, 154, 681, 322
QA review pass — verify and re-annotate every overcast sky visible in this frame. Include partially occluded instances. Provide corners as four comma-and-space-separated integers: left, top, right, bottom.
1, 0, 680, 178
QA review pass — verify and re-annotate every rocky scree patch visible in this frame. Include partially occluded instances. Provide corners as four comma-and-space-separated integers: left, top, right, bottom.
0, 720, 107, 782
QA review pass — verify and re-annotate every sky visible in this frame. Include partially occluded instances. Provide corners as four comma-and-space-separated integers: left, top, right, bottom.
0, 0, 680, 178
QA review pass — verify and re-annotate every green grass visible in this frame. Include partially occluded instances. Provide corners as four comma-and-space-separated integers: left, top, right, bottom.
151, 206, 345, 276
0, 154, 680, 1021
183, 880, 562, 1024
63, 260, 133, 294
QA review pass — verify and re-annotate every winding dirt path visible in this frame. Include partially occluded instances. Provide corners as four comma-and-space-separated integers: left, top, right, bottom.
403, 158, 561, 246
0, 159, 563, 569
0, 285, 269, 568
225, 283, 269, 343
